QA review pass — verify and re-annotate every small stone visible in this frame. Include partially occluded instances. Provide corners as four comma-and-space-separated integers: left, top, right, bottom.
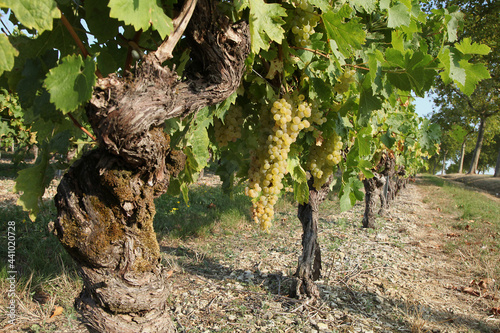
317, 323, 329, 331
263, 311, 274, 320
228, 314, 237, 321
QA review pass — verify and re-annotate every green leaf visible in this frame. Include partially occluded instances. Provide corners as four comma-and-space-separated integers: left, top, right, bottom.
323, 7, 366, 58
293, 181, 309, 205
455, 60, 490, 96
385, 50, 435, 96
437, 47, 465, 85
308, 0, 330, 12
248, 0, 287, 53
0, 34, 19, 76
455, 38, 491, 55
180, 182, 189, 205
44, 54, 97, 113
84, 0, 121, 42
349, 0, 377, 12
381, 131, 396, 148
358, 88, 382, 126
4, 0, 60, 33
287, 155, 307, 183
189, 127, 210, 170
339, 177, 364, 211
108, 0, 173, 39
387, 3, 411, 28
14, 147, 53, 221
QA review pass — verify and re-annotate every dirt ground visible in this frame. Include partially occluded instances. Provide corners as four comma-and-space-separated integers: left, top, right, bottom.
1, 172, 499, 332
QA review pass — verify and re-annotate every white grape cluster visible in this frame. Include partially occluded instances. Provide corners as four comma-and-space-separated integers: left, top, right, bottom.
291, 0, 320, 47
307, 132, 343, 189
333, 69, 356, 94
213, 105, 244, 147
246, 96, 311, 230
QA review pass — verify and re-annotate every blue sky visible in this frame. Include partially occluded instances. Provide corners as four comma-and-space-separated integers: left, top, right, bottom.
414, 94, 436, 119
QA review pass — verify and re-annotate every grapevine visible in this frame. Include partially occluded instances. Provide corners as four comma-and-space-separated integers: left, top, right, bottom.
307, 132, 343, 189
213, 105, 244, 147
333, 69, 356, 95
245, 95, 311, 230
291, 0, 320, 47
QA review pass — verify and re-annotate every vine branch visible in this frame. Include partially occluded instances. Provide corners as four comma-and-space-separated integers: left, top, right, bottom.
68, 114, 96, 141
60, 11, 103, 79
154, 0, 198, 63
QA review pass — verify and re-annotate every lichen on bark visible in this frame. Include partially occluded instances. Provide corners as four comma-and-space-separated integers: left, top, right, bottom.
51, 0, 250, 331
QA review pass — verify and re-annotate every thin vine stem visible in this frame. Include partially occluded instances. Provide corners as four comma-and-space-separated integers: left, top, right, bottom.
68, 114, 96, 141
60, 11, 103, 79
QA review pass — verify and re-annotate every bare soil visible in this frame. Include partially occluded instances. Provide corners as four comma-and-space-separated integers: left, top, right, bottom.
1, 172, 499, 332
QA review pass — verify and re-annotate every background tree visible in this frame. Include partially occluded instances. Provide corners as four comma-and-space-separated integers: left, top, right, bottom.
429, 0, 499, 174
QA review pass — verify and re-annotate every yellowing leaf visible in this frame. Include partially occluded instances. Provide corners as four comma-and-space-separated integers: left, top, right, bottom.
50, 306, 64, 318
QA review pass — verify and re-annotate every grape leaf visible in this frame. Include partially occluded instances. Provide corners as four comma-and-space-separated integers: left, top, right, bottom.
308, 0, 330, 12
248, 0, 287, 53
44, 54, 96, 113
323, 7, 366, 58
387, 3, 411, 28
4, 0, 60, 33
0, 34, 19, 76
358, 88, 382, 126
189, 127, 210, 171
455, 38, 491, 55
455, 60, 490, 96
293, 181, 309, 205
287, 154, 307, 184
385, 50, 435, 97
349, 0, 377, 12
14, 147, 53, 221
84, 0, 121, 42
108, 0, 173, 39
437, 47, 466, 85
339, 177, 364, 211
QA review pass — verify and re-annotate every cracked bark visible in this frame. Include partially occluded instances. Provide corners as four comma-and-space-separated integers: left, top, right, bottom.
291, 176, 331, 299
52, 1, 250, 331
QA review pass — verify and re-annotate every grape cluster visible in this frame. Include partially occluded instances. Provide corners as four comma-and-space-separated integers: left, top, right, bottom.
333, 69, 356, 94
291, 0, 320, 47
213, 105, 244, 147
246, 96, 311, 230
307, 132, 343, 189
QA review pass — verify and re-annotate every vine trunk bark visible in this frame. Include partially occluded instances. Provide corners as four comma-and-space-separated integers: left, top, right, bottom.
51, 1, 250, 331
291, 176, 332, 299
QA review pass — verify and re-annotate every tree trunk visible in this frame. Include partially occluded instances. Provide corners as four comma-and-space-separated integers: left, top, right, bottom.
379, 175, 389, 215
468, 118, 485, 174
362, 174, 384, 229
51, 1, 250, 331
458, 140, 466, 174
291, 176, 331, 299
441, 150, 447, 175
378, 153, 395, 216
494, 146, 500, 177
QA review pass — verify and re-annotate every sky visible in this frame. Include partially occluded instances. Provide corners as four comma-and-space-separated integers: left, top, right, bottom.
414, 94, 436, 119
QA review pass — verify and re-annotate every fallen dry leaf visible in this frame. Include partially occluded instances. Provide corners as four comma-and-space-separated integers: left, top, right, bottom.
50, 306, 64, 318
491, 307, 500, 316
46, 306, 64, 323
446, 233, 460, 238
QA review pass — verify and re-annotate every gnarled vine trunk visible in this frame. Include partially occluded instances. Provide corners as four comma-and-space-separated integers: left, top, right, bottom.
291, 176, 331, 299
362, 174, 384, 229
52, 1, 250, 331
